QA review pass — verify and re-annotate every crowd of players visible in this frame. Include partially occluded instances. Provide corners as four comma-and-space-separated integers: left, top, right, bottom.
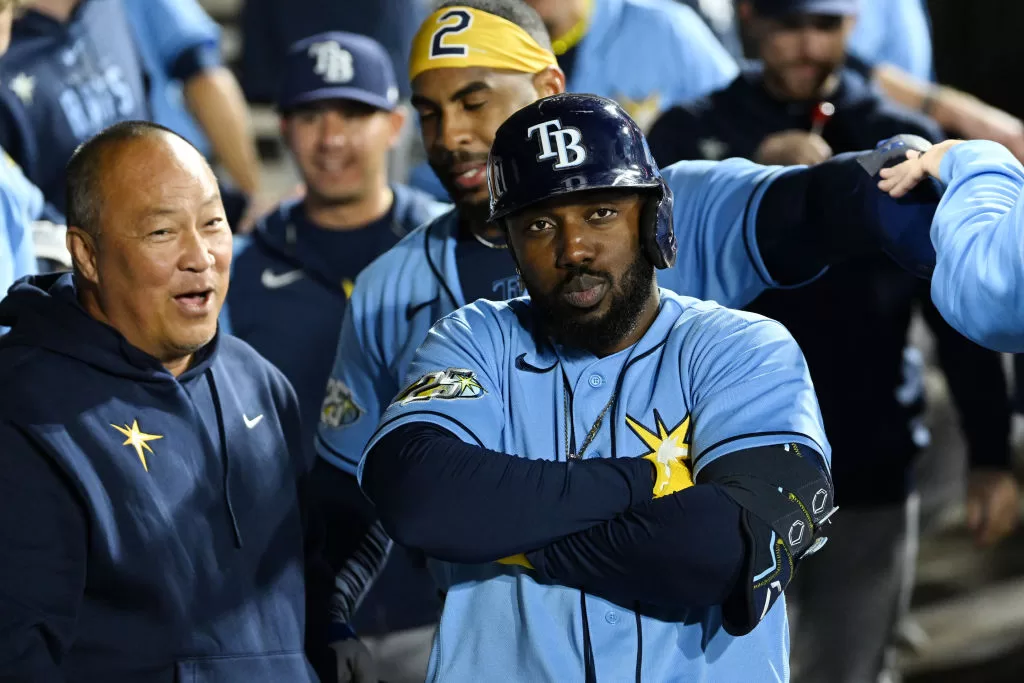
1, 0, 1023, 682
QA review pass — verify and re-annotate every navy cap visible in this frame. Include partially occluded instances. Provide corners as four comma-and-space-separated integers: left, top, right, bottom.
278, 32, 400, 113
751, 0, 859, 17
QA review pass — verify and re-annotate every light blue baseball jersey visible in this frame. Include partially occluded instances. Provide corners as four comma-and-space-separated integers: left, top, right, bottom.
929, 140, 1024, 353
848, 0, 934, 82
124, 0, 221, 157
358, 290, 829, 682
316, 157, 798, 474
0, 150, 43, 300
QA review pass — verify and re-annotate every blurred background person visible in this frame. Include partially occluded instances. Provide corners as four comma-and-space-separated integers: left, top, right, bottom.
647, 1, 1020, 682
123, 0, 265, 231
223, 30, 447, 683
0, 0, 42, 324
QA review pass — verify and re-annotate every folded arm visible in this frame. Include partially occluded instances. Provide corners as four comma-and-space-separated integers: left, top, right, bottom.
361, 423, 654, 564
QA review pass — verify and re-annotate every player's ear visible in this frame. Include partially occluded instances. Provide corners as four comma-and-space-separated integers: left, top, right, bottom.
67, 225, 99, 286
386, 105, 409, 148
532, 66, 566, 99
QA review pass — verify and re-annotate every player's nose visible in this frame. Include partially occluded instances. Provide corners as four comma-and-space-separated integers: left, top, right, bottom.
555, 218, 596, 268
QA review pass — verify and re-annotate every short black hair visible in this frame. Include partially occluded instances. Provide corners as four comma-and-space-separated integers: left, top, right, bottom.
65, 120, 193, 238
436, 0, 552, 51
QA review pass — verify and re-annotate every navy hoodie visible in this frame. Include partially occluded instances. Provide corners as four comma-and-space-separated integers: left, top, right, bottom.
0, 273, 325, 682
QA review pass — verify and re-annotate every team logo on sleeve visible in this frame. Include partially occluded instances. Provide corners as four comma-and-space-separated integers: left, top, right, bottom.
321, 378, 364, 428
394, 368, 486, 405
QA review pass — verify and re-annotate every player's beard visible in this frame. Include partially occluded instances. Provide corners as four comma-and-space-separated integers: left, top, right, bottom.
531, 251, 655, 355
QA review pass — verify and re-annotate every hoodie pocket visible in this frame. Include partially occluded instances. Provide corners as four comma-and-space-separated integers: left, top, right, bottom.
175, 650, 316, 683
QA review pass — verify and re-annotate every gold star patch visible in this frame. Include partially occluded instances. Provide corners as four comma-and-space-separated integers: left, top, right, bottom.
111, 420, 163, 472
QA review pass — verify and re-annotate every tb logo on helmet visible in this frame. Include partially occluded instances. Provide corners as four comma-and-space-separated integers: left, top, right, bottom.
527, 119, 587, 170
308, 40, 354, 84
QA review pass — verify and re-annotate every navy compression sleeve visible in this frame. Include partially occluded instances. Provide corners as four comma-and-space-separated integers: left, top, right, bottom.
523, 484, 745, 610
361, 423, 655, 564
757, 149, 941, 285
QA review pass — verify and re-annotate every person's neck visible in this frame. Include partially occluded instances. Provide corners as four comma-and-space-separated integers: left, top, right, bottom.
549, 0, 590, 43
592, 285, 661, 357
28, 0, 79, 22
78, 286, 193, 377
304, 183, 393, 231
460, 213, 505, 246
762, 69, 841, 103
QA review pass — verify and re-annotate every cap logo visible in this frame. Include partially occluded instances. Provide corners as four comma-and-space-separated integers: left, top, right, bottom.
489, 157, 508, 199
308, 41, 354, 84
527, 119, 587, 170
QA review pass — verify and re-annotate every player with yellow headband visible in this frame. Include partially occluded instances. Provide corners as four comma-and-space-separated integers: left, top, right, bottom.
405, 0, 741, 200
318, 1, 947, 681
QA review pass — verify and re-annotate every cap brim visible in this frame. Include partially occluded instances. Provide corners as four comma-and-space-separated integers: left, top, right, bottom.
279, 86, 397, 113
762, 1, 857, 16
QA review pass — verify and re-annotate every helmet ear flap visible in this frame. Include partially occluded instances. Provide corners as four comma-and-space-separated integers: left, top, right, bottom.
640, 181, 677, 269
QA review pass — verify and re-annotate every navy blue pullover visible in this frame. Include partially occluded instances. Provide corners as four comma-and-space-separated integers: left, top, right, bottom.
0, 273, 329, 682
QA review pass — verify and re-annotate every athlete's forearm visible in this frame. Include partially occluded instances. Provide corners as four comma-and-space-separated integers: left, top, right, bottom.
361, 423, 654, 563
524, 484, 745, 610
756, 148, 941, 285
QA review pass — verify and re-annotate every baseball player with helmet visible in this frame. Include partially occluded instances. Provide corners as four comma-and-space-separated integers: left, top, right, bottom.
358, 91, 837, 682
318, 0, 946, 670
880, 138, 1024, 355
317, 0, 940, 485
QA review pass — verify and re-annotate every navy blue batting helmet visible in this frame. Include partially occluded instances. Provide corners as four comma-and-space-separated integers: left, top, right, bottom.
487, 93, 677, 269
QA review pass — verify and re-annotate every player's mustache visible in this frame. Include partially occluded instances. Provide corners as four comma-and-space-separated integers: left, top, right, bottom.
559, 267, 611, 293
434, 149, 490, 171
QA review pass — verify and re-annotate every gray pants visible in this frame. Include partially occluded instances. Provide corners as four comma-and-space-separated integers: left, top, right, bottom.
788, 494, 920, 683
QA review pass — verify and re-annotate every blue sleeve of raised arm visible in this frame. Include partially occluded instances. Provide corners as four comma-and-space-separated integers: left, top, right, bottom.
848, 0, 934, 81
657, 159, 794, 309
124, 0, 221, 80
930, 141, 1024, 352
662, 4, 738, 105
316, 282, 398, 475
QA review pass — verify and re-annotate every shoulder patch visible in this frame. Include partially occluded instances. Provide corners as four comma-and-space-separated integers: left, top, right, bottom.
394, 368, 486, 405
321, 378, 364, 428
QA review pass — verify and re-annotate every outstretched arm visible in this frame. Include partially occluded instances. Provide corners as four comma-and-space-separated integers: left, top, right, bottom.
879, 139, 1024, 352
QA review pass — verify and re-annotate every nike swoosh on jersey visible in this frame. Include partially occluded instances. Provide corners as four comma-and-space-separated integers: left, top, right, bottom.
261, 268, 305, 289
243, 414, 264, 429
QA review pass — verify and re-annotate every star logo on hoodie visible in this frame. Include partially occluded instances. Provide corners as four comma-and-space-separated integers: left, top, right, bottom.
111, 420, 163, 472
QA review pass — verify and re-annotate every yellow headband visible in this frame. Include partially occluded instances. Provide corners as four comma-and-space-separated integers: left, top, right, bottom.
409, 6, 559, 83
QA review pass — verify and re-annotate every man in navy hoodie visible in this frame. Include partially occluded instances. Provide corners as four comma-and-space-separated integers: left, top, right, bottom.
0, 120, 330, 682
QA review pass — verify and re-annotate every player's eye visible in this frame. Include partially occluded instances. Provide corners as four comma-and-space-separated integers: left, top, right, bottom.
463, 99, 486, 112
526, 219, 554, 233
588, 208, 618, 222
